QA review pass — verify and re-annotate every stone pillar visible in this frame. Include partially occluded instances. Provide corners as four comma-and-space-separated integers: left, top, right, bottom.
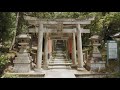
51, 39, 52, 57
53, 40, 55, 52
66, 39, 69, 60
48, 37, 52, 60
77, 24, 84, 70
36, 23, 43, 69
86, 50, 88, 60
30, 34, 32, 49
68, 37, 72, 59
71, 33, 77, 67
43, 33, 48, 69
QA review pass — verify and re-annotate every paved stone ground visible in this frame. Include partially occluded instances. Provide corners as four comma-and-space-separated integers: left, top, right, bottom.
42, 51, 91, 78
44, 69, 76, 78
10, 50, 91, 78
36, 69, 91, 78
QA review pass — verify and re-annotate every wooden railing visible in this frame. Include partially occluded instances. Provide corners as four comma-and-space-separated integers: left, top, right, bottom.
76, 48, 91, 64
82, 48, 91, 64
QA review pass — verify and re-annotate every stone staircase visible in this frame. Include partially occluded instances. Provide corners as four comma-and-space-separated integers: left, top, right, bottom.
48, 51, 72, 69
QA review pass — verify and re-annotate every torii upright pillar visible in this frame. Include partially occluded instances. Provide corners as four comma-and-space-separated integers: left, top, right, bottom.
48, 37, 52, 60
36, 23, 43, 71
71, 32, 77, 67
77, 24, 85, 71
43, 33, 48, 69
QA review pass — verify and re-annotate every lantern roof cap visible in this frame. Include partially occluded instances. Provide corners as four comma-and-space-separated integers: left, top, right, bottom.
16, 34, 31, 39
112, 32, 120, 38
89, 35, 100, 40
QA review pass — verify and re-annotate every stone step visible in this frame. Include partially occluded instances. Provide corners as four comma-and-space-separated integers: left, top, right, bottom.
53, 51, 65, 52
52, 59, 68, 61
54, 57, 66, 59
54, 58, 66, 59
52, 52, 64, 54
52, 55, 66, 57
51, 58, 69, 61
55, 57, 66, 59
54, 56, 66, 58
49, 61, 70, 63
53, 51, 65, 53
49, 63, 72, 66
52, 53, 65, 54
51, 60, 68, 62
52, 53, 66, 55
55, 56, 66, 58
52, 52, 66, 54
53, 54, 65, 56
51, 60, 67, 62
48, 66, 71, 69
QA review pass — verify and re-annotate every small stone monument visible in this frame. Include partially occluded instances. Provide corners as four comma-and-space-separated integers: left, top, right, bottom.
13, 34, 33, 73
87, 35, 105, 71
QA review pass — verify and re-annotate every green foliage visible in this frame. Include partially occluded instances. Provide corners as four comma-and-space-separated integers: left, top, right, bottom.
112, 72, 120, 78
0, 12, 16, 44
0, 54, 10, 69
25, 12, 95, 19
103, 72, 120, 78
1, 74, 19, 78
16, 12, 28, 35
101, 13, 120, 43
1, 12, 120, 50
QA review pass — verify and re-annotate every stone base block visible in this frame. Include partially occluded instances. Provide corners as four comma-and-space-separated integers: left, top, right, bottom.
77, 67, 85, 71
87, 61, 106, 72
42, 65, 49, 70
71, 64, 77, 68
34, 68, 43, 73
13, 52, 32, 73
13, 64, 31, 73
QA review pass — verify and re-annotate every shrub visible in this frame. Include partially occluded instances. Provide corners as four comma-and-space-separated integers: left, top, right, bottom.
0, 55, 10, 69
1, 73, 19, 78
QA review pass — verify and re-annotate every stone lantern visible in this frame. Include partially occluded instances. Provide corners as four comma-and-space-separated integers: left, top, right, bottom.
13, 34, 33, 73
17, 34, 31, 53
90, 35, 102, 62
86, 35, 106, 72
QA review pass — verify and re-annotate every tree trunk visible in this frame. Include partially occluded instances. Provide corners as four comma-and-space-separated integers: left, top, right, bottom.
16, 12, 24, 36
9, 12, 19, 51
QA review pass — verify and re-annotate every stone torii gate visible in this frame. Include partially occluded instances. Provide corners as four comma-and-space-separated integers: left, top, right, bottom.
24, 16, 94, 71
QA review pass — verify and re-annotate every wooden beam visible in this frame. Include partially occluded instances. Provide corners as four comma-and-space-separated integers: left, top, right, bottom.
24, 16, 38, 20
63, 20, 91, 24
29, 28, 90, 33
29, 28, 38, 33
81, 29, 90, 33
28, 20, 91, 25
49, 34, 70, 37
24, 16, 94, 22
44, 29, 76, 33
29, 28, 76, 33
50, 37, 69, 40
